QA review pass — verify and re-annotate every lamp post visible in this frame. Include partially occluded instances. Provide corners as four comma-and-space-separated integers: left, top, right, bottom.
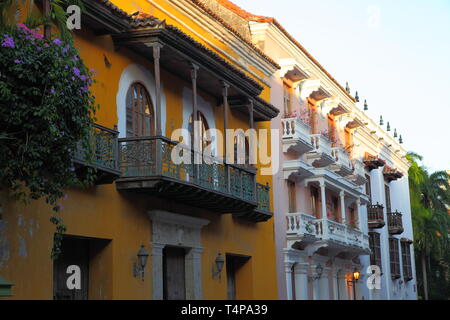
353, 269, 360, 300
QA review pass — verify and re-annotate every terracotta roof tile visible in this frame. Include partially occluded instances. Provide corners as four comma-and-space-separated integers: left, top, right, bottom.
215, 0, 357, 102
189, 0, 280, 69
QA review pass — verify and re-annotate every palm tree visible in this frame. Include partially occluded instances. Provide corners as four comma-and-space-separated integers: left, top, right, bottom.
407, 152, 450, 300
0, 0, 84, 39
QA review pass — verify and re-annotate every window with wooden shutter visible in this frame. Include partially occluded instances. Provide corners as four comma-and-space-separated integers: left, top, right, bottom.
369, 232, 382, 273
288, 180, 296, 213
385, 184, 392, 213
126, 83, 154, 137
188, 111, 210, 153
401, 240, 413, 281
389, 237, 401, 279
283, 83, 292, 116
365, 174, 372, 202
310, 186, 320, 219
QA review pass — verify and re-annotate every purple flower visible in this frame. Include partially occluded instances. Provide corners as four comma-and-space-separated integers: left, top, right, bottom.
1, 35, 15, 48
36, 46, 42, 51
62, 47, 69, 54
43, 43, 50, 47
67, 148, 72, 153
71, 76, 75, 81
64, 65, 69, 69
69, 167, 75, 172
73, 67, 80, 77
53, 38, 62, 45
72, 55, 79, 62
50, 88, 56, 94
80, 75, 86, 81
63, 194, 68, 201
14, 59, 22, 64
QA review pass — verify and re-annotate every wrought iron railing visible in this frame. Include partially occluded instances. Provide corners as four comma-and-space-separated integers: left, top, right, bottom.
388, 211, 404, 234
256, 183, 270, 212
73, 123, 119, 172
118, 136, 258, 204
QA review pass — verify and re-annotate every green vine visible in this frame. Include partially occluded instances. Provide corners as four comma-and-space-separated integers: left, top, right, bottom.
0, 23, 98, 259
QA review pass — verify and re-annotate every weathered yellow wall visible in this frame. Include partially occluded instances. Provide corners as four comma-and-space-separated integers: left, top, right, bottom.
0, 0, 277, 300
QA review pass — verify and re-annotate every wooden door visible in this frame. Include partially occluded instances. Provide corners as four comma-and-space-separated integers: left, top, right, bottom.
53, 237, 89, 300
163, 246, 186, 300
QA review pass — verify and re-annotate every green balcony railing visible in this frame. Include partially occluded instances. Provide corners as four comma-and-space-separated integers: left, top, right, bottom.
256, 183, 271, 213
118, 136, 257, 203
73, 124, 120, 173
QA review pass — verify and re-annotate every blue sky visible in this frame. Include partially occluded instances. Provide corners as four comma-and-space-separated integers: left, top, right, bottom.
234, 0, 450, 172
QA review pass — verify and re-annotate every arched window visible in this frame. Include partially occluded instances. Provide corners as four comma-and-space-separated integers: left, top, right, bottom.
188, 111, 210, 152
234, 134, 250, 165
126, 83, 154, 137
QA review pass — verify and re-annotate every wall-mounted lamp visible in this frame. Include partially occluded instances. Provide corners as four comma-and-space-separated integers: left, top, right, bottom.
213, 253, 225, 279
353, 269, 360, 282
133, 244, 149, 281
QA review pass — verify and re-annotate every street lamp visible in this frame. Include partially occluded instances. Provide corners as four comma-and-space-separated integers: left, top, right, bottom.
353, 269, 360, 300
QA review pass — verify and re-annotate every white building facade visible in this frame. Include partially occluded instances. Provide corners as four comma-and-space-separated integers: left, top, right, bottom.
191, 0, 417, 300
247, 18, 417, 300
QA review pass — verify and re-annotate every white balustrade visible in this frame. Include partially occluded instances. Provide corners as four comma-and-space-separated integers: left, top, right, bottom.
331, 147, 352, 169
286, 212, 318, 238
287, 214, 370, 252
309, 134, 332, 156
282, 118, 313, 154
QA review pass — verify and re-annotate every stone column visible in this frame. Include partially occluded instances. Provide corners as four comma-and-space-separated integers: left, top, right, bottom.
338, 272, 349, 300
151, 243, 165, 300
294, 262, 309, 300
340, 191, 346, 224
318, 266, 331, 300
356, 199, 362, 230
331, 269, 340, 300
320, 181, 327, 220
285, 261, 295, 300
185, 247, 204, 300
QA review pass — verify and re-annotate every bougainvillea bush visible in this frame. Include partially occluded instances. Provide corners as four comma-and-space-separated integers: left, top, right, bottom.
0, 24, 98, 257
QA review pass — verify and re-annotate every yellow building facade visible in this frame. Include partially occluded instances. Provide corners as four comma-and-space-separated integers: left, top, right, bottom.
0, 0, 279, 300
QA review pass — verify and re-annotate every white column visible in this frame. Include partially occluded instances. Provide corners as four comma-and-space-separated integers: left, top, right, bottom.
340, 191, 346, 224
320, 181, 327, 220
338, 272, 349, 300
294, 262, 310, 300
319, 266, 331, 300
356, 199, 362, 230
285, 261, 295, 300
151, 243, 165, 300
331, 269, 340, 300
185, 247, 204, 300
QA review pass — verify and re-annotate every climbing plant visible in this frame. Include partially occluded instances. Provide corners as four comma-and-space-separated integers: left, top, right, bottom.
0, 22, 98, 258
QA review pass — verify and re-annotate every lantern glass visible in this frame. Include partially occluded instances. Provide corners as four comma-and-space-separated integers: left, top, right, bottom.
215, 253, 225, 274
353, 270, 360, 281
137, 245, 149, 269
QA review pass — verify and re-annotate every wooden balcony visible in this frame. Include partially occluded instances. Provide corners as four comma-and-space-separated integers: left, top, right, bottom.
388, 211, 404, 235
368, 203, 385, 229
116, 136, 272, 222
72, 124, 121, 185
281, 118, 313, 155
